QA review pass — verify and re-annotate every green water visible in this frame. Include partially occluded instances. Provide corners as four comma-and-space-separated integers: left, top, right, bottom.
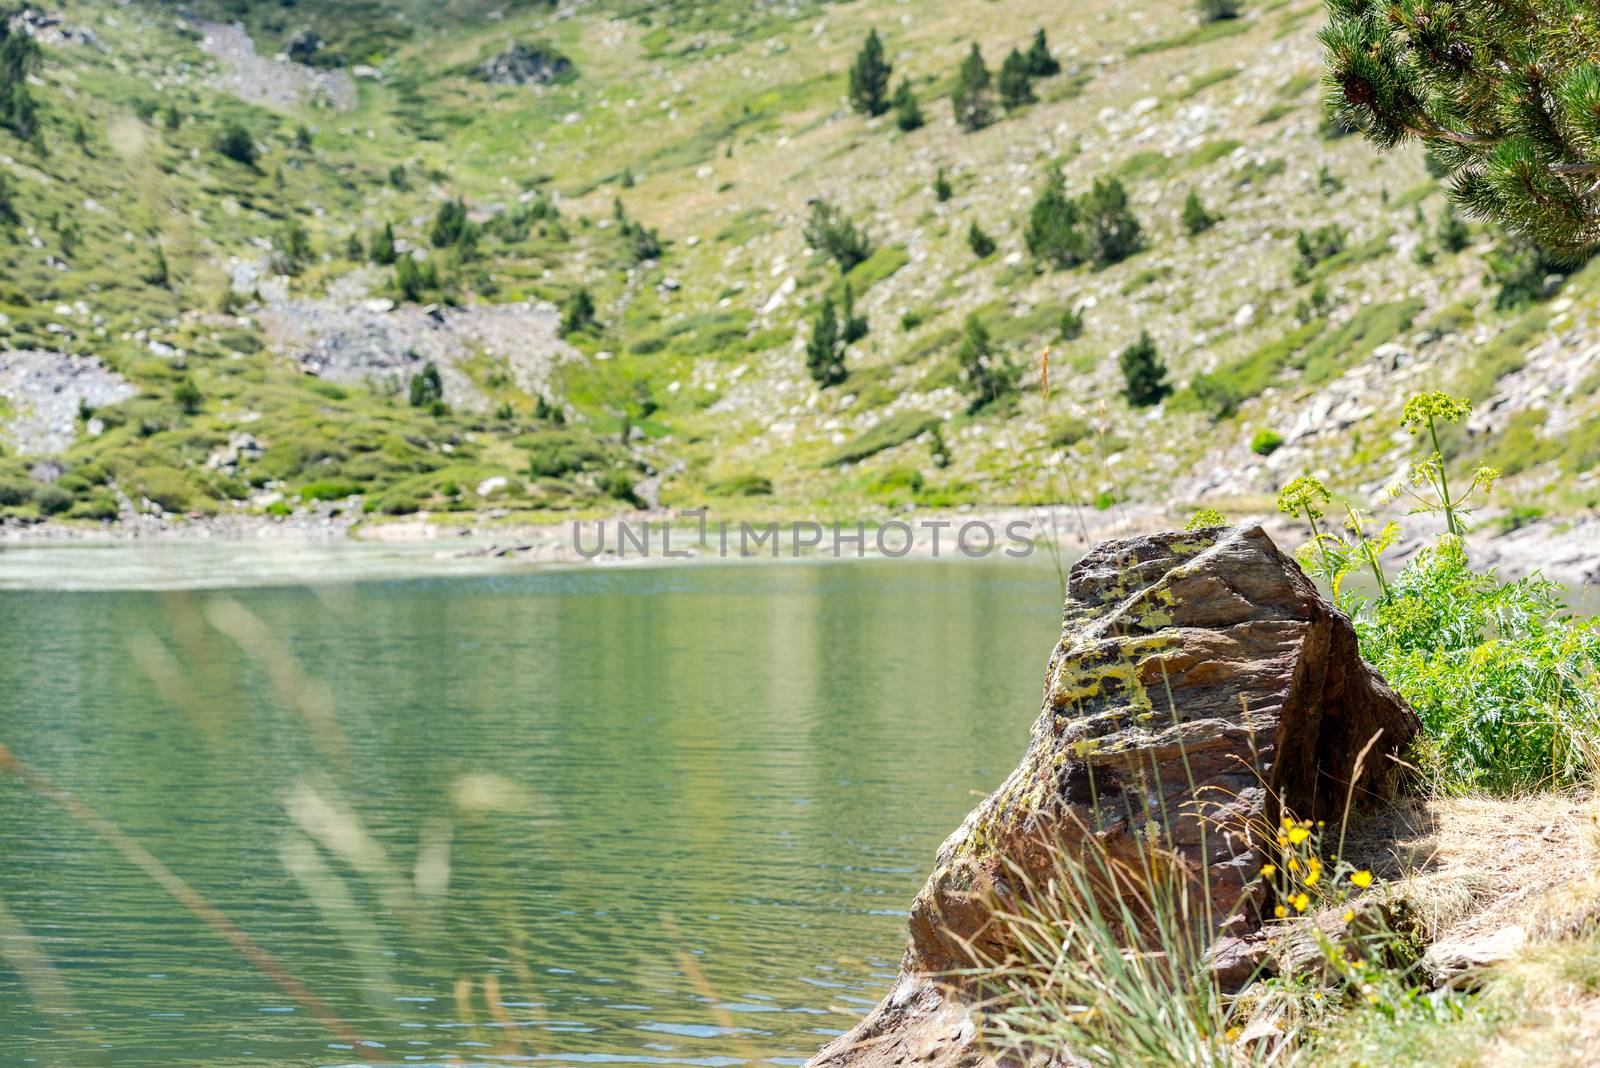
0, 558, 1062, 1068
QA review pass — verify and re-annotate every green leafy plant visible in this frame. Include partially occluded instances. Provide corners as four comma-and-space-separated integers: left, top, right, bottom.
1389, 391, 1495, 538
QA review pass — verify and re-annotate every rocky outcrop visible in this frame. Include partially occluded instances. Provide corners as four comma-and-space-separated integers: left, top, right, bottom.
0, 351, 136, 456
808, 525, 1418, 1068
477, 41, 575, 86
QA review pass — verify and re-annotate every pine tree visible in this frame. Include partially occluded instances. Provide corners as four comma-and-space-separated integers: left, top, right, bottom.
839, 281, 869, 344
1197, 0, 1241, 24
431, 198, 470, 248
1024, 169, 1085, 268
1059, 304, 1084, 340
0, 172, 20, 228
1437, 206, 1470, 253
1079, 177, 1143, 266
1119, 331, 1170, 407
1023, 29, 1060, 78
956, 314, 1016, 411
848, 29, 893, 117
892, 79, 924, 132
144, 245, 170, 287
0, 15, 41, 145
370, 222, 397, 265
1182, 190, 1218, 236
214, 122, 258, 167
395, 255, 441, 303
346, 230, 365, 260
967, 220, 996, 258
997, 49, 1037, 111
933, 168, 953, 203
802, 199, 873, 271
951, 44, 994, 133
560, 287, 597, 336
1320, 0, 1600, 255
409, 362, 444, 408
806, 297, 846, 386
173, 377, 204, 415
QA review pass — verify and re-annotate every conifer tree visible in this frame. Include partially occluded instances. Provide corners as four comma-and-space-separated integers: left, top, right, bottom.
848, 29, 893, 117
956, 313, 1016, 411
0, 171, 19, 228
933, 168, 953, 202
1024, 29, 1060, 78
1024, 169, 1085, 268
806, 297, 846, 386
560, 287, 597, 336
1437, 205, 1470, 253
1119, 331, 1170, 407
951, 44, 994, 133
0, 14, 41, 145
1320, 0, 1600, 255
409, 362, 444, 408
1182, 190, 1218, 236
892, 79, 924, 132
370, 222, 397, 265
802, 199, 872, 271
1197, 0, 1241, 24
998, 49, 1037, 111
1080, 177, 1143, 266
839, 281, 869, 344
967, 220, 996, 258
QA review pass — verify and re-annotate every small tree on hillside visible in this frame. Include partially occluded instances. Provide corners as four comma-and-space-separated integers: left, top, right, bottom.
951, 44, 994, 133
892, 79, 924, 132
1024, 169, 1085, 268
839, 280, 869, 343
967, 220, 996, 258
214, 122, 258, 167
431, 198, 471, 248
933, 168, 953, 202
802, 198, 873, 271
370, 222, 397, 265
1024, 29, 1060, 78
806, 297, 847, 386
1182, 190, 1218, 236
0, 14, 41, 145
1437, 206, 1470, 254
1080, 177, 1143, 266
0, 172, 18, 227
1119, 331, 1170, 407
997, 49, 1036, 111
560, 287, 597, 336
1197, 0, 1241, 24
957, 313, 1017, 412
409, 361, 444, 408
173, 376, 204, 415
848, 29, 893, 117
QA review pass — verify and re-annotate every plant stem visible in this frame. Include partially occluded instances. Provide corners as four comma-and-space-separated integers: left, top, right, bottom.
1428, 416, 1459, 537
1348, 505, 1390, 601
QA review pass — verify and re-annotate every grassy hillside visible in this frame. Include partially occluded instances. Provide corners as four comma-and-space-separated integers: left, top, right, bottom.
1, 0, 1597, 529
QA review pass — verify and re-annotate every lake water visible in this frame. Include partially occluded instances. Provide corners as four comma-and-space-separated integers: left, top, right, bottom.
0, 555, 1063, 1067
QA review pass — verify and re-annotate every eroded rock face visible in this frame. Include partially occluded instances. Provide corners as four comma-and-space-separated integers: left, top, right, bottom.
808, 525, 1418, 1068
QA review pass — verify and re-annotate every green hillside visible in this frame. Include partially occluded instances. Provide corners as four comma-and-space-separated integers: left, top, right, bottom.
1, 0, 1597, 528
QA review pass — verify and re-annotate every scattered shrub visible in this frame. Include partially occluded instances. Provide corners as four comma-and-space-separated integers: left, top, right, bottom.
1250, 428, 1284, 456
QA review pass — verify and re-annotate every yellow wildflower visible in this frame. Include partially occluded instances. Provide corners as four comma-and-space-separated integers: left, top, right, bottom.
1291, 893, 1310, 912
1288, 826, 1311, 845
1342, 909, 1355, 923
1274, 905, 1287, 919
1350, 870, 1373, 888
1260, 864, 1276, 877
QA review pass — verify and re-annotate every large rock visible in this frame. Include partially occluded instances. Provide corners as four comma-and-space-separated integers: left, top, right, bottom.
477, 42, 575, 86
808, 525, 1418, 1068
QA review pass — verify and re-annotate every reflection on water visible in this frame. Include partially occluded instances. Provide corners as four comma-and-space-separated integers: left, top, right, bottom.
0, 559, 1063, 1067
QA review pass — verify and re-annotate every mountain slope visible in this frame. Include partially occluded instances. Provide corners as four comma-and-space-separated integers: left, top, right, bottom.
1, 0, 1597, 530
